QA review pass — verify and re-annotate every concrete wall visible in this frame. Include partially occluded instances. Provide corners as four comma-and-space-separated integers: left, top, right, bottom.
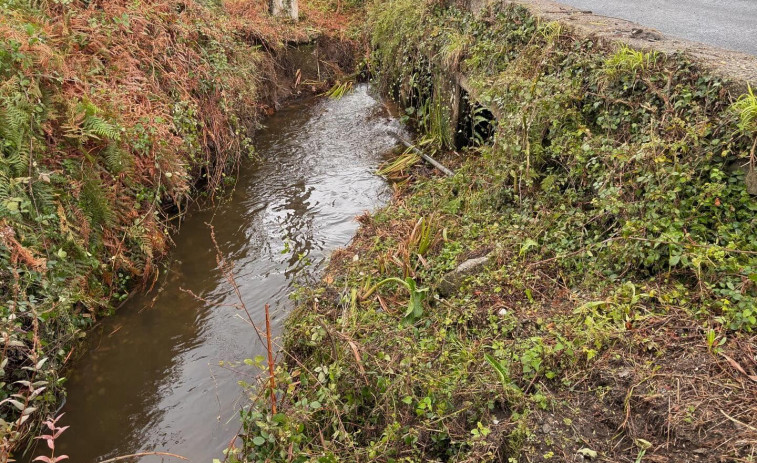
270, 0, 299, 21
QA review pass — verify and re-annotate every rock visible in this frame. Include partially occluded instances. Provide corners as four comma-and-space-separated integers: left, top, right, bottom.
746, 168, 757, 195
437, 254, 491, 297
630, 28, 664, 41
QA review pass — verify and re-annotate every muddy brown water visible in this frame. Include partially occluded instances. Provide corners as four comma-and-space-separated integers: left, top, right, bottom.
32, 85, 403, 462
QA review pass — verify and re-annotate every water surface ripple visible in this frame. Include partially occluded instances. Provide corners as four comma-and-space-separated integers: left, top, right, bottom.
50, 85, 402, 462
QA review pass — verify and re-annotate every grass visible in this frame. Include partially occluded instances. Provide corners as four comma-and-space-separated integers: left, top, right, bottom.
234, 1, 757, 462
377, 147, 421, 177
603, 45, 660, 78
733, 85, 757, 132
440, 30, 471, 70
324, 80, 355, 99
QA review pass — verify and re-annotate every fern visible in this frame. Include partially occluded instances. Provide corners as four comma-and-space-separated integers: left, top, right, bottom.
102, 143, 134, 175
0, 172, 9, 200
29, 179, 55, 214
79, 175, 116, 228
71, 100, 122, 142
0, 95, 35, 184
84, 115, 121, 141
1, 102, 30, 141
127, 224, 153, 259
1, 101, 32, 163
3, 150, 29, 175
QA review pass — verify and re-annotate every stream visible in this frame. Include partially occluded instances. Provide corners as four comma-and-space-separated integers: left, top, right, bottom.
44, 85, 403, 462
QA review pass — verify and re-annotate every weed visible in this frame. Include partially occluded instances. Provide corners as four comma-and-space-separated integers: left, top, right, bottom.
537, 20, 562, 44
603, 45, 660, 79
408, 216, 435, 256
634, 438, 652, 463
31, 414, 68, 463
362, 276, 429, 323
705, 328, 727, 353
484, 353, 512, 391
440, 30, 471, 70
732, 85, 757, 132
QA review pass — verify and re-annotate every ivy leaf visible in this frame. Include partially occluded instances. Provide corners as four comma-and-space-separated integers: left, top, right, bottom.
519, 238, 538, 256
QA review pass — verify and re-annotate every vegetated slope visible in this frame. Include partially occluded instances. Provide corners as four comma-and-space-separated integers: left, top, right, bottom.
0, 0, 356, 456
235, 1, 757, 462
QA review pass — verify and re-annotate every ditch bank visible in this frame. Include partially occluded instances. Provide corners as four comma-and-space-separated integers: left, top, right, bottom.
0, 0, 359, 458
37, 83, 404, 463
233, 1, 757, 462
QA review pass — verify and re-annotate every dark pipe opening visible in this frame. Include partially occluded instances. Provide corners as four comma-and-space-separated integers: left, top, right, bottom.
455, 90, 496, 149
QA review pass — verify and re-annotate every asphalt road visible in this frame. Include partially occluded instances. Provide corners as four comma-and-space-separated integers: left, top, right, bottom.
557, 0, 757, 56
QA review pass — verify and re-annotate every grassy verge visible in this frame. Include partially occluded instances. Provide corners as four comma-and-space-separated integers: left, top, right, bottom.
236, 1, 757, 462
0, 0, 359, 456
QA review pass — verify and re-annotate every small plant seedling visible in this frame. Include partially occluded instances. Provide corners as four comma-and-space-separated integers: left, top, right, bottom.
705, 328, 727, 353
362, 276, 429, 323
484, 353, 510, 389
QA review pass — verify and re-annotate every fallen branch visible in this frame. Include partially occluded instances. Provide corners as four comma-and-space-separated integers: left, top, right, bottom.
387, 131, 455, 177
720, 409, 757, 433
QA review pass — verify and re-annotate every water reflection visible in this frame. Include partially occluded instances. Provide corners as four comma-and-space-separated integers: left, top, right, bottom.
41, 85, 404, 462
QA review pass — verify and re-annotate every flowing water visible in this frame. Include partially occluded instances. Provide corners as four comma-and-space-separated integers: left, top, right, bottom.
44, 85, 403, 462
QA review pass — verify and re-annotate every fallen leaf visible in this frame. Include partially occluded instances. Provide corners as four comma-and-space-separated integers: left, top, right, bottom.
346, 339, 365, 375
720, 353, 757, 382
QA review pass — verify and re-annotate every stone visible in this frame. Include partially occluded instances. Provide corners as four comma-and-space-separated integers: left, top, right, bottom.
577, 448, 598, 460
437, 254, 491, 297
746, 168, 757, 195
